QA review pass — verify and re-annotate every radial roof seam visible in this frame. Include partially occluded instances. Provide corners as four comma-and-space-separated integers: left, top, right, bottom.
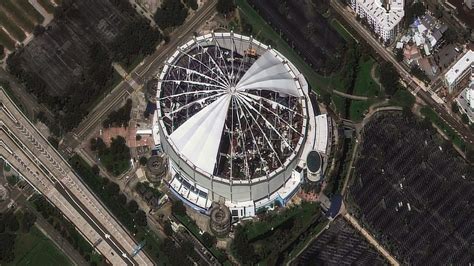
158, 33, 309, 182
170, 94, 231, 173
237, 65, 292, 87
237, 50, 283, 85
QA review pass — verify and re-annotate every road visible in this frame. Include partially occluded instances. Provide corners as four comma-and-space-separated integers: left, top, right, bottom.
70, 0, 218, 145
0, 90, 153, 265
330, 0, 474, 146
3, 181, 89, 265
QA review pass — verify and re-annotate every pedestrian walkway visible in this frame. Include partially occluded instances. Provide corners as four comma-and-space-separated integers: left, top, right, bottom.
344, 213, 400, 266
333, 90, 369, 100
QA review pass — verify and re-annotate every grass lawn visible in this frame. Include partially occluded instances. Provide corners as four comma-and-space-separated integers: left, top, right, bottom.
353, 56, 380, 98
420, 107, 466, 150
0, 28, 16, 50
16, 0, 45, 24
244, 202, 319, 241
348, 56, 380, 121
329, 18, 356, 43
235, 0, 339, 94
390, 89, 415, 109
0, 0, 35, 32
332, 94, 346, 115
0, 79, 29, 116
87, 71, 122, 112
0, 12, 26, 41
7, 226, 71, 266
349, 99, 374, 122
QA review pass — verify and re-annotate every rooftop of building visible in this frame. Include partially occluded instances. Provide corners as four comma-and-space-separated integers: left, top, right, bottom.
355, 0, 404, 30
445, 50, 474, 85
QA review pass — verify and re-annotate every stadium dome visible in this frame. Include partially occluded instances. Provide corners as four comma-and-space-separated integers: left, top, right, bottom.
156, 32, 312, 205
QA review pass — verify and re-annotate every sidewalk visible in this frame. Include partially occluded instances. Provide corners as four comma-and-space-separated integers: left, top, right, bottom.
344, 213, 399, 266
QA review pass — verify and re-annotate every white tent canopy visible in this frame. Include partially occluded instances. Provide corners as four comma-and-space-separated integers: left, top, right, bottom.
161, 37, 306, 176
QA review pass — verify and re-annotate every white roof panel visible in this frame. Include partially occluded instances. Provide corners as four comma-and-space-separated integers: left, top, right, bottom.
170, 95, 231, 173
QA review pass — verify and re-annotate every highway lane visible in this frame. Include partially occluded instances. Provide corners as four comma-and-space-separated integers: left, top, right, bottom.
73, 0, 217, 142
54, 183, 135, 265
330, 0, 474, 146
0, 90, 154, 265
0, 131, 134, 265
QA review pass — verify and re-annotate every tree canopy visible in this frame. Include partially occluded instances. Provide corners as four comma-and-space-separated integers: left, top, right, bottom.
171, 200, 186, 216
202, 232, 217, 248
379, 62, 400, 96
0, 233, 15, 263
184, 0, 198, 10
111, 20, 162, 67
154, 0, 188, 29
93, 136, 131, 176
102, 99, 133, 128
217, 0, 235, 15
405, 2, 426, 27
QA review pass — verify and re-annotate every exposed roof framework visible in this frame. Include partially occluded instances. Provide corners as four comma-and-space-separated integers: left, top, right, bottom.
158, 33, 307, 181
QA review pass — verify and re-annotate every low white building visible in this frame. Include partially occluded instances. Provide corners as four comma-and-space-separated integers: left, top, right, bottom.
456, 76, 474, 124
444, 50, 474, 93
350, 0, 404, 42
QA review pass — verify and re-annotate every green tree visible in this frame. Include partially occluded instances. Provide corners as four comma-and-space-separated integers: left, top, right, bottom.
410, 65, 430, 83
0, 233, 15, 263
395, 48, 404, 62
405, 2, 426, 27
102, 99, 133, 128
0, 216, 5, 233
127, 200, 139, 213
5, 213, 19, 232
111, 20, 162, 67
171, 200, 186, 216
217, 0, 235, 15
163, 220, 173, 236
98, 136, 131, 176
380, 62, 400, 96
184, 0, 198, 10
444, 28, 457, 44
33, 25, 45, 36
231, 226, 257, 264
321, 92, 332, 106
90, 137, 106, 152
466, 146, 474, 163
19, 211, 36, 233
461, 113, 469, 124
154, 0, 188, 29
134, 210, 147, 227
202, 232, 217, 248
139, 156, 148, 166
452, 102, 459, 113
